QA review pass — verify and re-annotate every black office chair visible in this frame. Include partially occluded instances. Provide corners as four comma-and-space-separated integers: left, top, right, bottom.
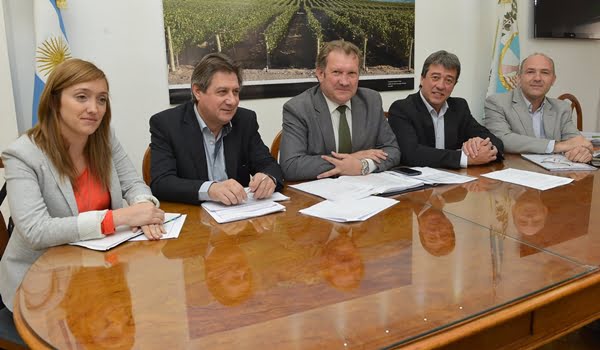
0, 158, 27, 350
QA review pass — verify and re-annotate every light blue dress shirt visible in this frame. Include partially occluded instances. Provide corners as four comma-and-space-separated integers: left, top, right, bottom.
194, 104, 232, 201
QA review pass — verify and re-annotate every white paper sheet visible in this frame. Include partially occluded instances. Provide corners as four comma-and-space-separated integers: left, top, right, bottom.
521, 153, 597, 171
289, 178, 375, 200
70, 226, 142, 251
409, 167, 477, 184
130, 213, 187, 241
70, 212, 188, 250
339, 172, 424, 194
482, 168, 573, 190
299, 196, 398, 222
290, 173, 424, 201
201, 192, 287, 224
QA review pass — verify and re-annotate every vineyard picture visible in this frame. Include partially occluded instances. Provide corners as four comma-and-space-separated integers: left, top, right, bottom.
163, 0, 415, 98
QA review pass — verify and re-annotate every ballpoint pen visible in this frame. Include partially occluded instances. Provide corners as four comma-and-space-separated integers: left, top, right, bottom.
248, 175, 268, 193
163, 213, 183, 225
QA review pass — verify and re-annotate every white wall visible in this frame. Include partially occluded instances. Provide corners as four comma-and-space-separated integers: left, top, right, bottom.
0, 0, 18, 220
3, 0, 600, 170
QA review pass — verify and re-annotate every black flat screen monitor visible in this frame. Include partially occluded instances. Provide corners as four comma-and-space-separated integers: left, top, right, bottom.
534, 0, 600, 40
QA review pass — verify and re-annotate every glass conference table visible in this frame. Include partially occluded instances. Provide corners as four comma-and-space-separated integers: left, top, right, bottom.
13, 155, 600, 349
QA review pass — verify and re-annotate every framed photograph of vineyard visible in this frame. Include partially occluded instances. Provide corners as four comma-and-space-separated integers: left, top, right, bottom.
163, 0, 415, 103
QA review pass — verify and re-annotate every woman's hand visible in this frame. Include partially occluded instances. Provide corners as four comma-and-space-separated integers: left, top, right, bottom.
113, 202, 165, 229
133, 224, 166, 240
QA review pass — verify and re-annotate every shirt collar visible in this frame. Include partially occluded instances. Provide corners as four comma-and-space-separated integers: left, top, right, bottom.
419, 90, 448, 116
322, 92, 352, 115
521, 90, 546, 113
193, 103, 232, 137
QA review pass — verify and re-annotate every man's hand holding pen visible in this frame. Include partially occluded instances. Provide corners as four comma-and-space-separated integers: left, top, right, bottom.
249, 172, 276, 199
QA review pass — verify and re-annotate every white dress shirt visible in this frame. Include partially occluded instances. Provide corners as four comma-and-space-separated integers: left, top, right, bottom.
419, 91, 468, 168
322, 93, 376, 173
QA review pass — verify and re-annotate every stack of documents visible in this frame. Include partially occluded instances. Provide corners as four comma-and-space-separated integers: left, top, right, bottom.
299, 196, 398, 222
70, 213, 187, 251
582, 131, 600, 146
289, 172, 424, 200
408, 167, 477, 184
290, 168, 475, 201
521, 154, 597, 171
201, 192, 289, 223
482, 168, 573, 190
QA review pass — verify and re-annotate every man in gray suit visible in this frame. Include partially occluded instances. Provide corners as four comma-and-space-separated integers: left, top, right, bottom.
484, 53, 592, 163
280, 40, 400, 181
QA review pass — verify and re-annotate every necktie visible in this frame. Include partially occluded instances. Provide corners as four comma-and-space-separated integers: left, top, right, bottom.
337, 105, 352, 153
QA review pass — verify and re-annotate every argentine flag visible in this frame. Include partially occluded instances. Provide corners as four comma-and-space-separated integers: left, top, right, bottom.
487, 0, 520, 97
33, 0, 71, 126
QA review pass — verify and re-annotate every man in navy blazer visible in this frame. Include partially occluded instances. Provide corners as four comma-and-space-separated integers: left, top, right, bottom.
388, 50, 503, 169
150, 53, 283, 205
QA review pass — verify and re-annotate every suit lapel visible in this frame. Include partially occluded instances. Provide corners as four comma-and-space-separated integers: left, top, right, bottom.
183, 103, 209, 179
313, 87, 336, 153
443, 103, 459, 148
513, 89, 536, 137
350, 94, 367, 150
413, 93, 437, 147
542, 101, 557, 139
46, 158, 78, 215
223, 119, 238, 179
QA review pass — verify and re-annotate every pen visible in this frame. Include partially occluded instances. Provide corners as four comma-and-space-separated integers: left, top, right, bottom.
256, 175, 268, 184
163, 214, 182, 225
248, 175, 268, 193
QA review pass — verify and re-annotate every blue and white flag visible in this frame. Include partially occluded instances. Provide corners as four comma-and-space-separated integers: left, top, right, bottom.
487, 0, 520, 97
33, 0, 71, 126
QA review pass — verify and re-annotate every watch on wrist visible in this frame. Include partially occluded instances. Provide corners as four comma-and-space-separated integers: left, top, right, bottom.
360, 159, 369, 175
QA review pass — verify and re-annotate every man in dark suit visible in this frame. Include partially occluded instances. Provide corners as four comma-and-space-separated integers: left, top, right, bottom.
280, 40, 400, 181
150, 53, 283, 205
388, 50, 503, 169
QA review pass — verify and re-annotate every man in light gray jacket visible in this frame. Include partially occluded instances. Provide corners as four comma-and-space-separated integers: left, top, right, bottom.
484, 53, 592, 163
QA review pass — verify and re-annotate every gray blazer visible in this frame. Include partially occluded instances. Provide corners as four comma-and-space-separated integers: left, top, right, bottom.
0, 130, 156, 311
484, 88, 580, 154
280, 85, 400, 181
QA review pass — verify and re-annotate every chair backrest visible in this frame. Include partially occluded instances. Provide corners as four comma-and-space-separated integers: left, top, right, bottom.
270, 130, 282, 161
142, 146, 151, 186
1, 159, 9, 259
558, 93, 583, 131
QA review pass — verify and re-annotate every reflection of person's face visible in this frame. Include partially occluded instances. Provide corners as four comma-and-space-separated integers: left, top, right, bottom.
321, 234, 364, 290
64, 266, 134, 349
418, 208, 456, 256
94, 303, 132, 345
316, 50, 359, 105
205, 246, 252, 306
513, 191, 548, 236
